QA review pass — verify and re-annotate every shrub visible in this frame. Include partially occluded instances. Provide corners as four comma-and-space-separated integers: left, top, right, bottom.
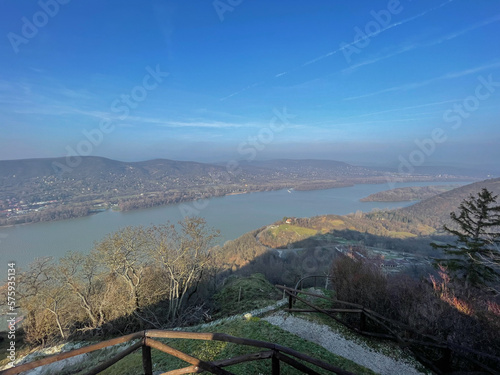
330, 251, 388, 312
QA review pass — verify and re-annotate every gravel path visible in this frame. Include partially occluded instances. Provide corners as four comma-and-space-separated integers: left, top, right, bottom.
263, 311, 425, 375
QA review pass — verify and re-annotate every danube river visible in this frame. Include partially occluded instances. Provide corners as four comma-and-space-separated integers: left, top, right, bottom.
0, 181, 467, 279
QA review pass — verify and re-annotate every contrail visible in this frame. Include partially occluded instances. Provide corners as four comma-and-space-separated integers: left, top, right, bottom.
220, 0, 455, 101
342, 13, 500, 74
297, 0, 455, 72
344, 60, 500, 101
220, 82, 264, 101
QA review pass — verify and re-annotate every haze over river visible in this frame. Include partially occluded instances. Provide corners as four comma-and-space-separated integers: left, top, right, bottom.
0, 181, 467, 280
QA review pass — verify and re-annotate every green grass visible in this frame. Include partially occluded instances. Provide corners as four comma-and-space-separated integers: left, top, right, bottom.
89, 318, 376, 375
385, 231, 417, 239
270, 224, 318, 237
213, 273, 282, 317
325, 219, 346, 228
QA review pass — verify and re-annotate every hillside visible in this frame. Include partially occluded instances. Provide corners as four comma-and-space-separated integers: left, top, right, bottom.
0, 156, 471, 226
218, 179, 500, 280
2, 276, 423, 375
397, 178, 500, 228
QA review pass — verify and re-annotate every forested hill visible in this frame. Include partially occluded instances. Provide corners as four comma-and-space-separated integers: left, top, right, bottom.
0, 156, 479, 226
0, 157, 376, 183
0, 156, 406, 225
0, 156, 227, 181
397, 177, 500, 228
0, 157, 386, 204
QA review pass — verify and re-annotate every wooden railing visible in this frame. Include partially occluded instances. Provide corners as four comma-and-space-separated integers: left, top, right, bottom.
0, 329, 357, 375
278, 285, 500, 375
294, 274, 330, 291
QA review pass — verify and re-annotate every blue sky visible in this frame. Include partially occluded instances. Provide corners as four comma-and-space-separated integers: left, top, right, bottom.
1, 0, 499, 169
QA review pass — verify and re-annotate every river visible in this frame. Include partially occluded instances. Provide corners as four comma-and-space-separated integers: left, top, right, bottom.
0, 181, 468, 279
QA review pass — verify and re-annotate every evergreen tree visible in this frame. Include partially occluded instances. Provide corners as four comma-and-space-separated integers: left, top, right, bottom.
432, 188, 500, 287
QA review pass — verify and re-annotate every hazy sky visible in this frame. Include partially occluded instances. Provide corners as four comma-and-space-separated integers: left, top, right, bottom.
1, 0, 499, 169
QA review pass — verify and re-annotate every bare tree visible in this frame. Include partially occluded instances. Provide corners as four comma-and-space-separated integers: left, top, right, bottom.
18, 258, 73, 343
58, 252, 107, 330
93, 226, 150, 321
148, 217, 220, 323
15, 217, 223, 343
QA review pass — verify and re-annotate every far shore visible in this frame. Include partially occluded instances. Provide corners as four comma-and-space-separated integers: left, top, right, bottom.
0, 178, 475, 229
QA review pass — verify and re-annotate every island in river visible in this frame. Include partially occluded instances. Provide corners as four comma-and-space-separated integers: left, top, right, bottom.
360, 185, 457, 202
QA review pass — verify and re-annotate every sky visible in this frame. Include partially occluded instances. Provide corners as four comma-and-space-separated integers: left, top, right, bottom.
1, 0, 500, 170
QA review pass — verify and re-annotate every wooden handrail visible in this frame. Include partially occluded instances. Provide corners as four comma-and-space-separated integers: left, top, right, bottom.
159, 352, 274, 375
0, 329, 357, 375
294, 274, 329, 291
146, 330, 356, 375
145, 338, 233, 375
286, 308, 363, 313
0, 331, 145, 375
274, 351, 322, 375
86, 341, 143, 375
213, 350, 274, 368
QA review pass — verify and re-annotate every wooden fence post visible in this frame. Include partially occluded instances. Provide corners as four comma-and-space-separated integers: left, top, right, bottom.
142, 344, 153, 375
272, 350, 280, 375
359, 310, 366, 332
438, 347, 452, 372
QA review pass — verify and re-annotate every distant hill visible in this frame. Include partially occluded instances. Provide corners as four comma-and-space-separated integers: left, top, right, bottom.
365, 165, 496, 179
0, 156, 478, 226
0, 157, 372, 183
410, 165, 498, 179
397, 178, 500, 228
239, 158, 355, 170
0, 156, 225, 181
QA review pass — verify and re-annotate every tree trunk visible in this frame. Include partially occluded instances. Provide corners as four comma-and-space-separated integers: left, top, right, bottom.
48, 308, 65, 339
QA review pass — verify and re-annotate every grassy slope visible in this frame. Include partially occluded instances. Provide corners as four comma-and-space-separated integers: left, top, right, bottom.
213, 273, 282, 317
260, 216, 423, 249
270, 224, 318, 237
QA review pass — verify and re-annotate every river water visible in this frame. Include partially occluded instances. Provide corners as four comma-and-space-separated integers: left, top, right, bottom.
0, 181, 467, 279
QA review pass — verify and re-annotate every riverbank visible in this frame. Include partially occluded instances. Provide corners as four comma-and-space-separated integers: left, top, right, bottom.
0, 181, 471, 281
0, 177, 472, 229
